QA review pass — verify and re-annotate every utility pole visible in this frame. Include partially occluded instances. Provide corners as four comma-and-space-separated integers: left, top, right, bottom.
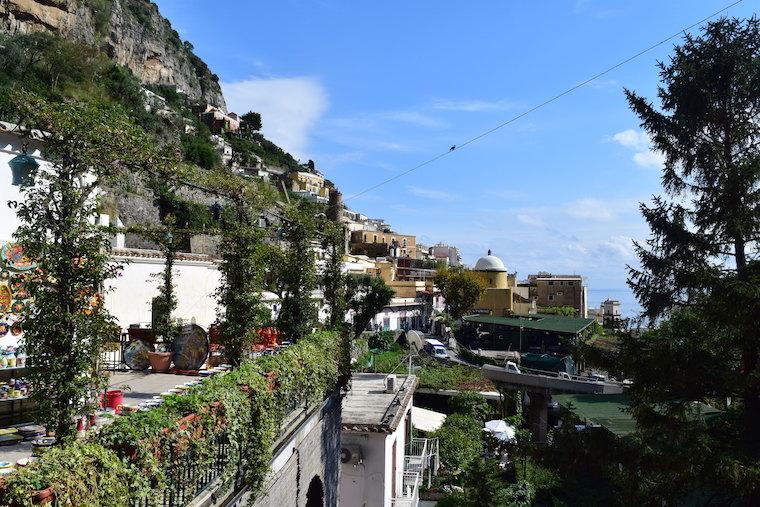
519, 326, 524, 353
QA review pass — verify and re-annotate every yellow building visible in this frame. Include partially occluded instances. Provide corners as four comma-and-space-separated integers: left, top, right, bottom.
290, 171, 329, 203
471, 250, 515, 317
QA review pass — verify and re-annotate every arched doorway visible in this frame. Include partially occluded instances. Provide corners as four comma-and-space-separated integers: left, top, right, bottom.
305, 475, 324, 507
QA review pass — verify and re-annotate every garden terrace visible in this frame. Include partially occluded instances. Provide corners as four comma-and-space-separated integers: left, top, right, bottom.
0, 331, 344, 507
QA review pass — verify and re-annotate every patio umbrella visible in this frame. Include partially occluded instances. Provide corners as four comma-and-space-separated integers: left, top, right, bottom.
493, 427, 516, 442
484, 419, 509, 433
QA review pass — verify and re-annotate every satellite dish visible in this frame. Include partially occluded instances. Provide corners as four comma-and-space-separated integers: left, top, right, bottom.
340, 447, 352, 464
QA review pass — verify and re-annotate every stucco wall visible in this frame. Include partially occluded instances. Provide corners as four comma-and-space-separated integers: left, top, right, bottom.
340, 405, 411, 507
239, 393, 342, 507
103, 255, 221, 330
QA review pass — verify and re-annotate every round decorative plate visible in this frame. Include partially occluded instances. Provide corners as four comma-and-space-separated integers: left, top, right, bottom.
0, 323, 8, 336
172, 324, 209, 370
10, 323, 22, 336
11, 300, 25, 314
0, 285, 11, 314
0, 244, 35, 271
0, 270, 9, 281
124, 339, 154, 371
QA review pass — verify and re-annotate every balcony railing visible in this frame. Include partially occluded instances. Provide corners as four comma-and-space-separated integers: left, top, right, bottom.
390, 471, 420, 507
391, 438, 439, 507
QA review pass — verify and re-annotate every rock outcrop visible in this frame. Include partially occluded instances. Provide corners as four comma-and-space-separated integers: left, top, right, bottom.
0, 0, 226, 109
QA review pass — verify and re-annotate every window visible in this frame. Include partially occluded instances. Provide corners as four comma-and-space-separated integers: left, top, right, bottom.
548, 281, 554, 286
568, 281, 574, 286
559, 281, 564, 286
363, 233, 368, 242
403, 238, 407, 247
557, 291, 564, 296
373, 235, 378, 243
382, 236, 386, 243
548, 295, 555, 301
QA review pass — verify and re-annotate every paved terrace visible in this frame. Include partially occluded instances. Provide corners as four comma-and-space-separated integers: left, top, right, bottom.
0, 371, 200, 464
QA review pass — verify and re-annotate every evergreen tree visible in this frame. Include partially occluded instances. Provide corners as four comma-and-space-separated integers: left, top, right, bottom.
320, 220, 346, 330
622, 17, 760, 500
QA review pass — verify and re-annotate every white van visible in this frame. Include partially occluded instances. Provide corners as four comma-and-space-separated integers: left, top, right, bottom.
423, 339, 448, 359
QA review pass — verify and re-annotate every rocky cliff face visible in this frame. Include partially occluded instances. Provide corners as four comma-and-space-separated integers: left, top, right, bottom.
0, 0, 226, 109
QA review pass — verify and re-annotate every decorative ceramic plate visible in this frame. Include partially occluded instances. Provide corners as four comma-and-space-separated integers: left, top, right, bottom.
10, 323, 22, 336
172, 324, 209, 370
0, 270, 9, 281
13, 286, 28, 300
0, 244, 35, 271
0, 286, 11, 314
10, 300, 25, 314
124, 340, 154, 371
0, 323, 8, 336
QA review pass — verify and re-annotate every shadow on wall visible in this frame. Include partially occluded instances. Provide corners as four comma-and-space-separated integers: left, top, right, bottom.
320, 392, 342, 507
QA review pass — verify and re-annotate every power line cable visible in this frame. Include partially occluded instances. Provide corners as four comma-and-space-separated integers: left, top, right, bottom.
339, 0, 745, 204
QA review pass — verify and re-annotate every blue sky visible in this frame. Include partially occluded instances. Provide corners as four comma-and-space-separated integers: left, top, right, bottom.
155, 0, 755, 312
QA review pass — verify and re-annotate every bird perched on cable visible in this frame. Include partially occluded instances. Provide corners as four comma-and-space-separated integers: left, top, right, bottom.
449, 145, 456, 151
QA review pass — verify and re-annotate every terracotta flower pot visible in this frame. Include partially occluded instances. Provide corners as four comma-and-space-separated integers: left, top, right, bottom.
148, 351, 172, 373
33, 486, 54, 505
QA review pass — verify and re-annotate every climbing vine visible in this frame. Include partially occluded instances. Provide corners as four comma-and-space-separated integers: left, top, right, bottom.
0, 331, 343, 505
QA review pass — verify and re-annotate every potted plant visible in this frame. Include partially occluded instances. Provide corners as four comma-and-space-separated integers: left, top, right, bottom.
148, 342, 173, 373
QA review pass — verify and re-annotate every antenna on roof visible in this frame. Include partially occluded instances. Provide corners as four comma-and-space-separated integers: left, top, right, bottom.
487, 249, 492, 256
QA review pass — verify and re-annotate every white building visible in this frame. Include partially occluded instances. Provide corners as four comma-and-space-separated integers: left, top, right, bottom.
430, 243, 460, 268
341, 373, 437, 507
1, 122, 334, 346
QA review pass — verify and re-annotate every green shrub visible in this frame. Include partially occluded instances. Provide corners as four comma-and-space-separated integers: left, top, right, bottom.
449, 390, 492, 422
433, 414, 483, 475
1, 442, 146, 506
1, 331, 343, 504
368, 330, 396, 350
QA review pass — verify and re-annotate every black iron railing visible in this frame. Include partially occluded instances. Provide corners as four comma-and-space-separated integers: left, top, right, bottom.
130, 431, 235, 507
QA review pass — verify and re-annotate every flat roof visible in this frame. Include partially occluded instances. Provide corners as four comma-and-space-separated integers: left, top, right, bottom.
553, 394, 722, 437
463, 313, 595, 334
342, 373, 418, 433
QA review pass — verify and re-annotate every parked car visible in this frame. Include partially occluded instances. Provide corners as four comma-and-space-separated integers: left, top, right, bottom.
505, 361, 521, 374
423, 339, 448, 360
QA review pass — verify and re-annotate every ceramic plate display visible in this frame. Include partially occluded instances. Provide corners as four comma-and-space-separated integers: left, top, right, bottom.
10, 323, 22, 336
13, 286, 28, 300
0, 434, 23, 446
0, 270, 9, 281
172, 324, 209, 370
10, 300, 25, 314
124, 339, 154, 371
1, 243, 35, 271
0, 285, 11, 314
0, 323, 8, 336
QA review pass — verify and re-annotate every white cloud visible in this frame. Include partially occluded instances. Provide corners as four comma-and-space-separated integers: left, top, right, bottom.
633, 150, 666, 168
517, 213, 546, 227
612, 129, 665, 169
432, 98, 518, 112
406, 186, 461, 201
597, 235, 635, 259
222, 76, 328, 158
380, 111, 448, 129
564, 198, 617, 221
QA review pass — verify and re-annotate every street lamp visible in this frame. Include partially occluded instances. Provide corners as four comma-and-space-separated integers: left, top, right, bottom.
209, 201, 223, 222
8, 144, 39, 187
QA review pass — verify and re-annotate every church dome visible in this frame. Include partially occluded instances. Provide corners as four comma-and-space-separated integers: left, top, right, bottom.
474, 250, 507, 272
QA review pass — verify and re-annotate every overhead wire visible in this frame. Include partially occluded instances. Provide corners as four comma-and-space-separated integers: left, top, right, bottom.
337, 0, 745, 205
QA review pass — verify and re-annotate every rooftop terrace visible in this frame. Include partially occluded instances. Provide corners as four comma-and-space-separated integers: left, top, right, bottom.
464, 313, 596, 335
342, 373, 417, 433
